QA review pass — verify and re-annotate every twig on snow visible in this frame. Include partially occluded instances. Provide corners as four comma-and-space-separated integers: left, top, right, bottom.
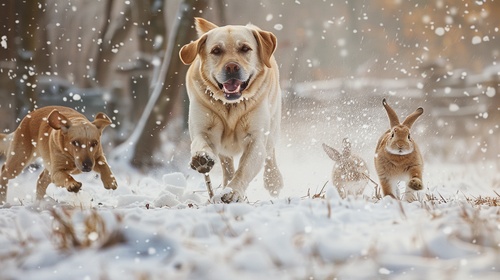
204, 173, 214, 199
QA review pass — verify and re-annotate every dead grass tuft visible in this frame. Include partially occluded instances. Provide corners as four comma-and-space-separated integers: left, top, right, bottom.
464, 191, 500, 206
456, 205, 499, 247
50, 209, 125, 251
470, 196, 500, 206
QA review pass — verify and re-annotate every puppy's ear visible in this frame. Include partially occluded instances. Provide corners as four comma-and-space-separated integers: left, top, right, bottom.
195, 17, 218, 36
48, 110, 71, 132
252, 29, 277, 68
93, 112, 112, 130
179, 35, 207, 65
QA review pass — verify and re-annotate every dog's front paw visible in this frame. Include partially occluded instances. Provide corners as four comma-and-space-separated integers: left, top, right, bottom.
66, 180, 82, 193
102, 175, 118, 190
220, 188, 244, 203
190, 152, 215, 174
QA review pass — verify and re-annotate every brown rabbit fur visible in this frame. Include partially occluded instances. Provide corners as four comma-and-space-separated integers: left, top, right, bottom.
323, 138, 369, 198
375, 99, 424, 202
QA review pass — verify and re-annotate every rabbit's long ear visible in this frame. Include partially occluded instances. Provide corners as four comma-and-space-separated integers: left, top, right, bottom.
342, 138, 351, 157
382, 98, 400, 128
402, 107, 424, 128
323, 143, 341, 161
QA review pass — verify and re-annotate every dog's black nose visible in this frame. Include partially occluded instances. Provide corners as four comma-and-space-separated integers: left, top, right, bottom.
82, 159, 93, 172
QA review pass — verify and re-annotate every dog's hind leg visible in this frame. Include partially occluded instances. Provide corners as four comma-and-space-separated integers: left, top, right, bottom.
1, 160, 31, 204
263, 148, 283, 197
36, 169, 51, 200
0, 138, 35, 204
219, 155, 234, 187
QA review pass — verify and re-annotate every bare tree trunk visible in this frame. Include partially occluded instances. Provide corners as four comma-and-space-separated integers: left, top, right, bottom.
92, 0, 167, 88
92, 0, 132, 87
134, 0, 167, 55
215, 0, 227, 25
15, 0, 40, 114
130, 0, 207, 168
0, 0, 18, 131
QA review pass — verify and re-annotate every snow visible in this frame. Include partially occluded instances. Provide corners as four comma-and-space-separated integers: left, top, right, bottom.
2, 1, 500, 277
1, 130, 499, 279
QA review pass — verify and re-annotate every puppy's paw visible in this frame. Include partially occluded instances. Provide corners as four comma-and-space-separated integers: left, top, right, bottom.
190, 152, 215, 174
103, 175, 118, 190
220, 188, 244, 203
408, 178, 423, 191
66, 180, 82, 193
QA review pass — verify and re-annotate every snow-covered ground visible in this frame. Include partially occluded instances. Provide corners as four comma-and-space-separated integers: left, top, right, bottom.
1, 99, 500, 279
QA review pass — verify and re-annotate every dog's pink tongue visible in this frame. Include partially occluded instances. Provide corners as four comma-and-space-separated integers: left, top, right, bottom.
223, 79, 242, 93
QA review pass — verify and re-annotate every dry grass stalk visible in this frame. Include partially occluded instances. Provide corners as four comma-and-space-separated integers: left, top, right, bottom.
312, 182, 328, 199
468, 195, 500, 206
50, 208, 81, 250
50, 209, 125, 251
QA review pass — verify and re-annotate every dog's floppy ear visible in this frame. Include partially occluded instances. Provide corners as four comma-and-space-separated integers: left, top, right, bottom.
93, 112, 112, 130
195, 17, 218, 36
179, 34, 207, 65
252, 29, 277, 68
179, 18, 216, 65
48, 110, 71, 132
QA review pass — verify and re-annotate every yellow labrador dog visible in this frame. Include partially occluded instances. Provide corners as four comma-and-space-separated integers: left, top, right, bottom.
179, 18, 283, 202
0, 106, 117, 204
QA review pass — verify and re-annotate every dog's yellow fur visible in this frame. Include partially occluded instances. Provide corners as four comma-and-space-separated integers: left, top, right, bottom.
179, 18, 283, 202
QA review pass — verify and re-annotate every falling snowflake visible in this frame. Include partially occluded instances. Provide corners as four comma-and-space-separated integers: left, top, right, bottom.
1, 36, 7, 49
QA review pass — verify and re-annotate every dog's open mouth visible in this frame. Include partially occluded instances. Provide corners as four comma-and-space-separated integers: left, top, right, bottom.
218, 78, 250, 100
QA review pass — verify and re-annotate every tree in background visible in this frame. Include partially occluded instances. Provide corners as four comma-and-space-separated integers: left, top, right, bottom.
92, 0, 167, 88
0, 0, 42, 127
0, 1, 18, 132
128, 0, 208, 169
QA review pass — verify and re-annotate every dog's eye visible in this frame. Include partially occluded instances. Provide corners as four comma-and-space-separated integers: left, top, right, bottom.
71, 140, 80, 147
408, 134, 411, 140
89, 141, 98, 148
211, 46, 222, 55
391, 132, 394, 138
240, 45, 252, 53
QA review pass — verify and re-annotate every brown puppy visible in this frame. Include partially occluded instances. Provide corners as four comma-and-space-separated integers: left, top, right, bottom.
0, 106, 117, 204
179, 18, 283, 202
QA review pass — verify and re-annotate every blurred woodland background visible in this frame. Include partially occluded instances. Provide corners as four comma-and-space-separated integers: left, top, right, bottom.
1, 0, 499, 169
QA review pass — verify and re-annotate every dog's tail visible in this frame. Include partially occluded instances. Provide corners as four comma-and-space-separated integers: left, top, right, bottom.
0, 133, 12, 156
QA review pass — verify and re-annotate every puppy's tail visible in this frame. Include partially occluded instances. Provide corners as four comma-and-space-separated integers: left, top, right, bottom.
0, 133, 12, 156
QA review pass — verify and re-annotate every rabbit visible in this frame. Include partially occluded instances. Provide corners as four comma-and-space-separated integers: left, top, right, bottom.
322, 138, 370, 198
375, 98, 424, 202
